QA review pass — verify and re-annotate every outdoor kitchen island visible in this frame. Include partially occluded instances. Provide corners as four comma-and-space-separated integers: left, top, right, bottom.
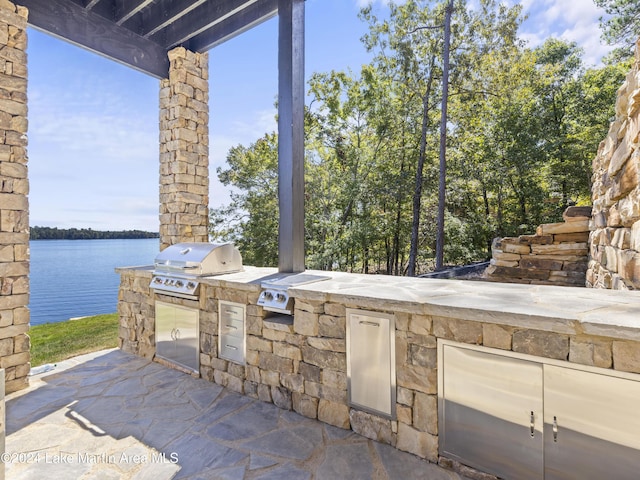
116, 265, 640, 479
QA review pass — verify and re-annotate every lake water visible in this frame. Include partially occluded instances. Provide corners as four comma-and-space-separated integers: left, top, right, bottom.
29, 238, 159, 325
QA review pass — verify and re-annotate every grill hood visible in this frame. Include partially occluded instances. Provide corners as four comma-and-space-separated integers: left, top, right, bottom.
154, 242, 243, 276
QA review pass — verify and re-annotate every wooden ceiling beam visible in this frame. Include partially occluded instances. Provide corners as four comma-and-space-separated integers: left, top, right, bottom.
181, 0, 278, 52
22, 0, 170, 78
114, 0, 153, 26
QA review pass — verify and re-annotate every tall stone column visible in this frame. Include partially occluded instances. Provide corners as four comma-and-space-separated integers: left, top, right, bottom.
159, 47, 209, 250
0, 1, 29, 393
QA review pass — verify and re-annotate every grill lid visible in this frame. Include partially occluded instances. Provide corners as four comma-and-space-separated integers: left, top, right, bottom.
154, 242, 242, 276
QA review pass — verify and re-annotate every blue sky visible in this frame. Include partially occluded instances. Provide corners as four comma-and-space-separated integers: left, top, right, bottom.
27, 0, 612, 232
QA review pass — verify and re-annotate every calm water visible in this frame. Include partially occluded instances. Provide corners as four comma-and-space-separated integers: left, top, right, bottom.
29, 238, 159, 325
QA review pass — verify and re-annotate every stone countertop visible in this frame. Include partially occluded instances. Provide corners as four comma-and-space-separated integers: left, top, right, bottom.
117, 265, 640, 341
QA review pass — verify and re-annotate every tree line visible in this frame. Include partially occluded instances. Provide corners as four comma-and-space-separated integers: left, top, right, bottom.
30, 226, 159, 240
210, 0, 637, 275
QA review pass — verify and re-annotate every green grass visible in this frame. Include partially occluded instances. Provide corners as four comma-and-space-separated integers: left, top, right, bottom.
30, 313, 119, 367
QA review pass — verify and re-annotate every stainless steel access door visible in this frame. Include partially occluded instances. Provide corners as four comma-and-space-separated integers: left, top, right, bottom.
346, 309, 395, 419
440, 343, 544, 480
155, 301, 199, 372
544, 365, 640, 480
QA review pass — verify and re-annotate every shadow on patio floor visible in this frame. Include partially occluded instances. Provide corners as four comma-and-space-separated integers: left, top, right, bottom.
6, 349, 468, 479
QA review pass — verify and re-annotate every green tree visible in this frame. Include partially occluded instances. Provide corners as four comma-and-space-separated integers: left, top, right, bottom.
209, 0, 625, 276
595, 0, 640, 52
211, 133, 279, 267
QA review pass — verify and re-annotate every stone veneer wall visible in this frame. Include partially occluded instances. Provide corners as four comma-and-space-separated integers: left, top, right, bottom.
117, 270, 640, 472
589, 39, 640, 290
159, 47, 209, 250
485, 206, 591, 286
0, 0, 29, 393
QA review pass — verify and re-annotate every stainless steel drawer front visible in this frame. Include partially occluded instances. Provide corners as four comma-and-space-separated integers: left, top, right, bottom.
220, 335, 244, 364
220, 316, 243, 337
218, 300, 245, 365
221, 305, 243, 321
346, 309, 395, 419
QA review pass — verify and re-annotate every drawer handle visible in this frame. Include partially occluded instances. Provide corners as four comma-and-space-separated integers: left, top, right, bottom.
360, 321, 379, 327
530, 411, 535, 437
225, 324, 238, 329
225, 345, 238, 350
552, 416, 558, 442
225, 310, 237, 314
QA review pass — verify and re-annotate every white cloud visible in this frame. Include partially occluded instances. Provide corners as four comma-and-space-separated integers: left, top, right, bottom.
516, 0, 613, 65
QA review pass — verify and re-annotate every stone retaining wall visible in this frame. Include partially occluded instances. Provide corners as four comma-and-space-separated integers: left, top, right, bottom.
0, 0, 29, 393
589, 39, 640, 290
485, 206, 590, 286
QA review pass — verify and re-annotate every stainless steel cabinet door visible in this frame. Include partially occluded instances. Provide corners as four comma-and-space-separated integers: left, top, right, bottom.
155, 301, 175, 361
440, 344, 544, 480
172, 304, 199, 372
347, 309, 395, 419
544, 365, 640, 480
155, 301, 199, 372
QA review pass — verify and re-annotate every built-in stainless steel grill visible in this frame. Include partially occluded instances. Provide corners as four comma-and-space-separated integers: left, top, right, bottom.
150, 242, 242, 300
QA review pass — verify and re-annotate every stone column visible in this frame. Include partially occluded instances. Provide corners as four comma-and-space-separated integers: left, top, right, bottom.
158, 47, 209, 250
0, 0, 29, 393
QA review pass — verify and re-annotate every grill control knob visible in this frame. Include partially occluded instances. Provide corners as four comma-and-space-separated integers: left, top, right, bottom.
187, 282, 196, 290
175, 281, 184, 288
154, 277, 163, 284
276, 293, 286, 303
263, 291, 274, 301
164, 279, 171, 285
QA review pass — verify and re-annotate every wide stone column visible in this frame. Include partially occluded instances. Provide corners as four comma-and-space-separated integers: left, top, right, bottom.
0, 0, 29, 393
159, 47, 209, 250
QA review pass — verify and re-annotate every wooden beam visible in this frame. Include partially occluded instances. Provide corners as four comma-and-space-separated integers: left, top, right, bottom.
22, 0, 170, 78
114, 0, 154, 26
132, 0, 208, 38
277, 0, 305, 273
184, 0, 278, 52
147, 0, 258, 47
84, 0, 115, 21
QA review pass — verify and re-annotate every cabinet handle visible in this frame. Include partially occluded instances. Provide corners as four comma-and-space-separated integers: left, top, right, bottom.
174, 328, 180, 340
359, 321, 379, 327
225, 310, 237, 314
170, 328, 176, 340
225, 324, 238, 329
530, 411, 535, 437
553, 416, 558, 442
225, 344, 238, 350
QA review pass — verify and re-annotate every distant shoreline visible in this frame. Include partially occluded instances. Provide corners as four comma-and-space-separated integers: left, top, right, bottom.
30, 226, 159, 240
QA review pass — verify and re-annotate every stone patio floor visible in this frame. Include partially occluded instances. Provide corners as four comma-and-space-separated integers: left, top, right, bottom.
5, 349, 470, 479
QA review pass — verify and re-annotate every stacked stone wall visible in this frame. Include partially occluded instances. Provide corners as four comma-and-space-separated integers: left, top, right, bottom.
159, 47, 209, 250
485, 206, 590, 287
0, 0, 28, 393
589, 39, 640, 290
117, 269, 154, 359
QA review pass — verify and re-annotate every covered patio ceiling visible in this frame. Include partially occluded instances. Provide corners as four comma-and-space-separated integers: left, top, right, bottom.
19, 0, 279, 78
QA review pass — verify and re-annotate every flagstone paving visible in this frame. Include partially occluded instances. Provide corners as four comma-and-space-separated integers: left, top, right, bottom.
6, 349, 470, 479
